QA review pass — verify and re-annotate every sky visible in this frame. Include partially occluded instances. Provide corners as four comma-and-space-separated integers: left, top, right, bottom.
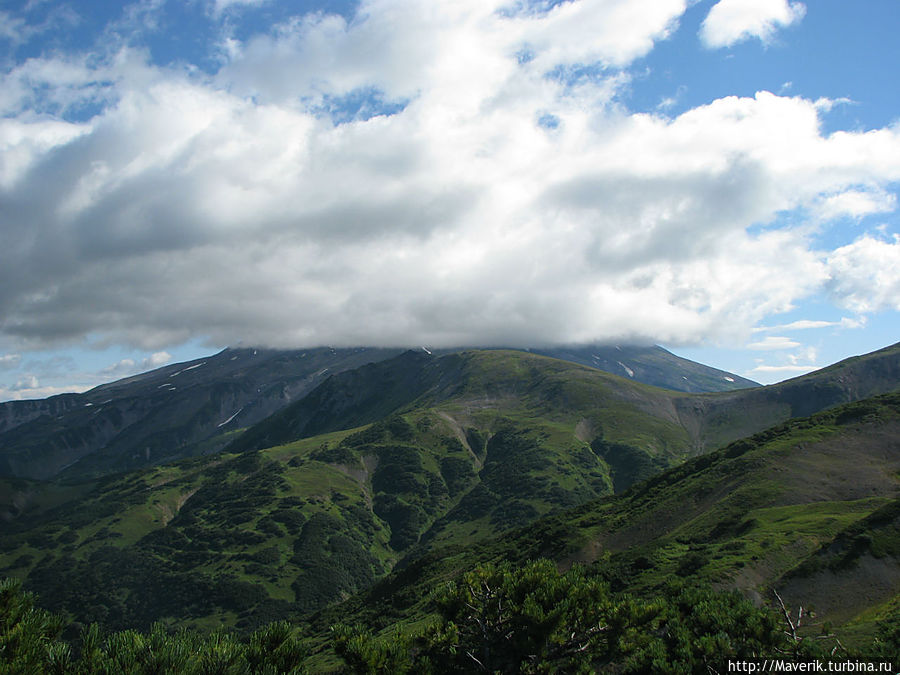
1, 0, 899, 400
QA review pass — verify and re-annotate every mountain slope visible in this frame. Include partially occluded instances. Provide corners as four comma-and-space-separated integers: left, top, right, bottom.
0, 347, 405, 480
0, 349, 698, 631
0, 342, 757, 482
531, 343, 759, 392
674, 340, 900, 453
230, 342, 900, 469
2, 344, 898, 636
224, 350, 466, 454
313, 390, 900, 655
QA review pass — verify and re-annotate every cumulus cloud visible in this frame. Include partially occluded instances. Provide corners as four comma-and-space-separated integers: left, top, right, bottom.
102, 358, 138, 376
101, 351, 171, 377
13, 374, 40, 391
145, 351, 172, 368
746, 338, 819, 380
0, 0, 898, 357
700, 0, 806, 48
827, 235, 900, 313
0, 348, 174, 401
815, 188, 897, 221
0, 379, 91, 401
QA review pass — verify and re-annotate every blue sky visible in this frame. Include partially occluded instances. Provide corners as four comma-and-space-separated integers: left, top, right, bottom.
1, 0, 898, 400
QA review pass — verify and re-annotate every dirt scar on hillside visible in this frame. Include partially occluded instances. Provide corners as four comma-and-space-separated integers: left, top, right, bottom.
436, 411, 483, 470
331, 455, 379, 508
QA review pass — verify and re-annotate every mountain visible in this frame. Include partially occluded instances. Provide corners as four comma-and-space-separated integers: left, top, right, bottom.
672, 340, 900, 453
0, 349, 698, 632
0, 343, 897, 640
322, 390, 900, 656
228, 342, 900, 470
0, 343, 753, 482
0, 346, 405, 481
530, 343, 759, 392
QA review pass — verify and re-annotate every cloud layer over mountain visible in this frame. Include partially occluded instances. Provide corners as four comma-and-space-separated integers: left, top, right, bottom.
1, 0, 899, 356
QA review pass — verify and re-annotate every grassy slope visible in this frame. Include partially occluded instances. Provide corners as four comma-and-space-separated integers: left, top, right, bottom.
1, 347, 898, 643
228, 343, 900, 466
309, 391, 900, 666
0, 350, 697, 633
676, 340, 900, 453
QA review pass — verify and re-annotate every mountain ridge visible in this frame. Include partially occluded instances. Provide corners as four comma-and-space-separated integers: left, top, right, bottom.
0, 343, 756, 481
0, 341, 897, 643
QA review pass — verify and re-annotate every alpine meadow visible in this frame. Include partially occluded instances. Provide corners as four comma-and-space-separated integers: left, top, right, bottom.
2, 0, 900, 673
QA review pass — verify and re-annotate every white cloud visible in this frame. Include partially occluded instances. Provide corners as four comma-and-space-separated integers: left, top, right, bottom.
0, 5, 79, 49
0, 348, 176, 401
145, 351, 172, 368
746, 340, 819, 380
700, 0, 806, 49
747, 336, 802, 350
0, 1, 899, 356
219, 0, 687, 107
512, 0, 687, 70
754, 317, 864, 332
0, 380, 91, 401
13, 374, 39, 390
815, 188, 897, 221
212, 0, 272, 18
101, 358, 137, 376
827, 235, 900, 313
0, 11, 27, 44
100, 351, 172, 378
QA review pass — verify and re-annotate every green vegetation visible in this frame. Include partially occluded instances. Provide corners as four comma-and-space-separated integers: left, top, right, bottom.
5, 559, 898, 674
0, 577, 308, 674
7, 350, 697, 633
303, 390, 900, 663
332, 558, 898, 673
1, 347, 899, 670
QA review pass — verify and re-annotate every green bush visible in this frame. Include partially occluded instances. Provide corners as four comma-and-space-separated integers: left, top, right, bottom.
0, 578, 309, 674
333, 559, 851, 674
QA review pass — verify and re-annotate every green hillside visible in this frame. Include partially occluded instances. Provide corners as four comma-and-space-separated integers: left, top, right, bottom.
0, 345, 898, 669
0, 341, 759, 484
312, 391, 900, 664
0, 349, 699, 633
